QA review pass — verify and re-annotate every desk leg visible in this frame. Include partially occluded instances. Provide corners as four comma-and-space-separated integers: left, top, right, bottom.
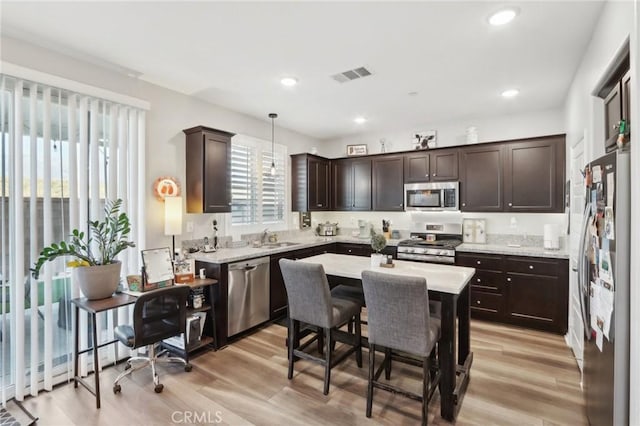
91, 313, 101, 409
439, 293, 457, 421
458, 283, 470, 364
73, 305, 79, 388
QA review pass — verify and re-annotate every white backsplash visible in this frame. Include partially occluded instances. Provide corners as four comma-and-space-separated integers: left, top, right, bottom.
311, 211, 567, 239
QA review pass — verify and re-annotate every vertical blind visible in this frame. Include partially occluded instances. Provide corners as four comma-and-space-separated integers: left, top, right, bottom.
0, 74, 146, 404
231, 135, 286, 226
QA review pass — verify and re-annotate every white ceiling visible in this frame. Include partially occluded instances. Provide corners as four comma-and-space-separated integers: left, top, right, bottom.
1, 1, 604, 140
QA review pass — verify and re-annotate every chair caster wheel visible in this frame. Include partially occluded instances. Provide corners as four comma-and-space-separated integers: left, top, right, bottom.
185, 364, 192, 372
113, 384, 121, 394
154, 384, 164, 393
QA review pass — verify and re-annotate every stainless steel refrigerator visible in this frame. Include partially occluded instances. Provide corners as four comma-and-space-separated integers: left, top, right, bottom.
578, 150, 630, 426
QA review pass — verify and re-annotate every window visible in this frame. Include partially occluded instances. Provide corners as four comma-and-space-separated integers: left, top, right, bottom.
230, 135, 286, 227
0, 75, 145, 402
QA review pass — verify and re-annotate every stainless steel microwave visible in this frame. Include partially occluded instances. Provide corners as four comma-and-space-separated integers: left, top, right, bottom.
404, 182, 459, 211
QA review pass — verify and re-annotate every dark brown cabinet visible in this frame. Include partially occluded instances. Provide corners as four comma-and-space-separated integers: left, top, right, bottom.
459, 145, 503, 211
503, 136, 565, 213
404, 152, 430, 183
456, 253, 505, 322
184, 126, 234, 213
269, 244, 334, 319
372, 155, 404, 211
598, 58, 630, 152
505, 257, 568, 334
333, 243, 396, 258
291, 154, 331, 211
332, 158, 371, 211
403, 149, 458, 183
456, 252, 568, 334
430, 149, 459, 181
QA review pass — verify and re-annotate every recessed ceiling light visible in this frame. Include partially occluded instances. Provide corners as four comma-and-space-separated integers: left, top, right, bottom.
354, 116, 367, 124
280, 77, 298, 87
489, 8, 518, 26
501, 89, 520, 98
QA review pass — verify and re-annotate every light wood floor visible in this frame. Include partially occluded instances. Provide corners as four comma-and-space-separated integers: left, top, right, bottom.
22, 320, 587, 425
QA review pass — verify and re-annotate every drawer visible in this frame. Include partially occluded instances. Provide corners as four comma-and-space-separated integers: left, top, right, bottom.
471, 270, 504, 293
505, 256, 558, 277
470, 290, 504, 315
456, 253, 503, 271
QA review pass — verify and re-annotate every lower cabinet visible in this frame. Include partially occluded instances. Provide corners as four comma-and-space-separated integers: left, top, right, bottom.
333, 243, 397, 258
456, 252, 568, 334
269, 244, 335, 319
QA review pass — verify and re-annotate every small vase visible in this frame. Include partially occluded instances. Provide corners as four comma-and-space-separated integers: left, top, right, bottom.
370, 253, 384, 267
75, 261, 122, 300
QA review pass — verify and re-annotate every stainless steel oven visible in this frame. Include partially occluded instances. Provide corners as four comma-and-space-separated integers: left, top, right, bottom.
404, 182, 459, 211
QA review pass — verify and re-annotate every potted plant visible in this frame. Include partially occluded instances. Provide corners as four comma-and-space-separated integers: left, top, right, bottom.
31, 198, 136, 300
370, 228, 387, 267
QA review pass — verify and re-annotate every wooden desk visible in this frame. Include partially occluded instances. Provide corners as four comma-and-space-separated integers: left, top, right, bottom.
299, 253, 475, 422
71, 293, 137, 409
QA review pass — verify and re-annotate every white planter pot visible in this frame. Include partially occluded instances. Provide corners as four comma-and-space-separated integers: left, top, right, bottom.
370, 253, 385, 267
74, 261, 122, 300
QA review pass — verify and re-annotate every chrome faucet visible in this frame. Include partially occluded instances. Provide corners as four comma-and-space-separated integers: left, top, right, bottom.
261, 228, 269, 244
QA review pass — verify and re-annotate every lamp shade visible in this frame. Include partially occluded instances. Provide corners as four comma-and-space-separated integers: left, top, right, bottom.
164, 196, 183, 236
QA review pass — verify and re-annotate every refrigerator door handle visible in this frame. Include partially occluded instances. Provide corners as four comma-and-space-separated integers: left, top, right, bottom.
578, 202, 592, 340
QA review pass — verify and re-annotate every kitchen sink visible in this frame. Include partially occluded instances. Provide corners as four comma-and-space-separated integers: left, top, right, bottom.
261, 241, 300, 249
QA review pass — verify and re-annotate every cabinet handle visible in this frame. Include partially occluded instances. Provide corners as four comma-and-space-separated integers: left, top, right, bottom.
476, 260, 481, 265
399, 203, 403, 207
425, 174, 429, 177
348, 249, 352, 253
228, 202, 232, 205
476, 300, 481, 305
507, 277, 512, 282
317, 204, 323, 207
508, 203, 513, 207
462, 203, 466, 207
529, 265, 534, 270
476, 278, 481, 283
432, 173, 437, 177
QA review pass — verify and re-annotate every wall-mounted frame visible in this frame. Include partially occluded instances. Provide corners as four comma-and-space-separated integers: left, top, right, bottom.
346, 144, 368, 156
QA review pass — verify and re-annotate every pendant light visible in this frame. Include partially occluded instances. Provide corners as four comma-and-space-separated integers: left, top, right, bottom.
269, 113, 278, 176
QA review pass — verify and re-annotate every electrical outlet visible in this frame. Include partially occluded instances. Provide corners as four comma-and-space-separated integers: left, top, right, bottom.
186, 221, 194, 233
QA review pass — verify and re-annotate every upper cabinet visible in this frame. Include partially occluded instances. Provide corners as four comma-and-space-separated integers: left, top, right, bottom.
291, 154, 331, 211
184, 126, 234, 213
503, 135, 565, 213
372, 155, 404, 211
599, 55, 630, 152
332, 157, 372, 211
430, 149, 459, 181
403, 149, 458, 183
459, 144, 503, 212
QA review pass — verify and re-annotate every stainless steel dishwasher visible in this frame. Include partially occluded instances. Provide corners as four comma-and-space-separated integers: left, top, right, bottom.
227, 256, 270, 337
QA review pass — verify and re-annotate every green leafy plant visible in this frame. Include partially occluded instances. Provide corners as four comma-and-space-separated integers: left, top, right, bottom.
31, 199, 136, 279
370, 228, 387, 253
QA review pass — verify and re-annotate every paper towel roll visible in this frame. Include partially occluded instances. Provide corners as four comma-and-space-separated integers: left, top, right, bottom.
544, 224, 560, 250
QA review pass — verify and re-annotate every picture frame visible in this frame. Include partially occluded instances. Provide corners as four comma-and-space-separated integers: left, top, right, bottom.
346, 144, 368, 156
141, 247, 175, 291
174, 258, 195, 283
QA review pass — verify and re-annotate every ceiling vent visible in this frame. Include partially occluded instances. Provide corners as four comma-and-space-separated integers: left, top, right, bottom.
331, 66, 372, 83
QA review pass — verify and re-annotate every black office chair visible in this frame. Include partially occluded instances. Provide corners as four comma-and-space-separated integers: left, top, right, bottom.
112, 285, 191, 394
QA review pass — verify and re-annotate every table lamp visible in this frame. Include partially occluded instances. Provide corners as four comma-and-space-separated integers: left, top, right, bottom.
164, 196, 182, 258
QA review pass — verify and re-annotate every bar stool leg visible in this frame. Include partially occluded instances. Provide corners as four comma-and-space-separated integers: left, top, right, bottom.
287, 318, 296, 379
384, 347, 392, 380
366, 344, 375, 418
422, 355, 431, 426
354, 314, 363, 368
323, 328, 332, 395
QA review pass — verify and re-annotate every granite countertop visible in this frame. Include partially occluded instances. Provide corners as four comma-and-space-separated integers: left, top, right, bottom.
191, 234, 568, 264
191, 235, 402, 265
456, 243, 569, 259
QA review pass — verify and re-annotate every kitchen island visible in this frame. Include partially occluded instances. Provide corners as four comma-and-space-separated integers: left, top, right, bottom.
299, 253, 475, 422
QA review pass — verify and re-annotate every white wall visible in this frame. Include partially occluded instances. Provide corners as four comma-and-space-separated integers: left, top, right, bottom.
320, 108, 564, 157
562, 1, 639, 423
0, 35, 322, 249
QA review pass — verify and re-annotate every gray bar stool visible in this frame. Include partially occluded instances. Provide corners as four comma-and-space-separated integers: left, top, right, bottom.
361, 270, 441, 425
279, 259, 363, 395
